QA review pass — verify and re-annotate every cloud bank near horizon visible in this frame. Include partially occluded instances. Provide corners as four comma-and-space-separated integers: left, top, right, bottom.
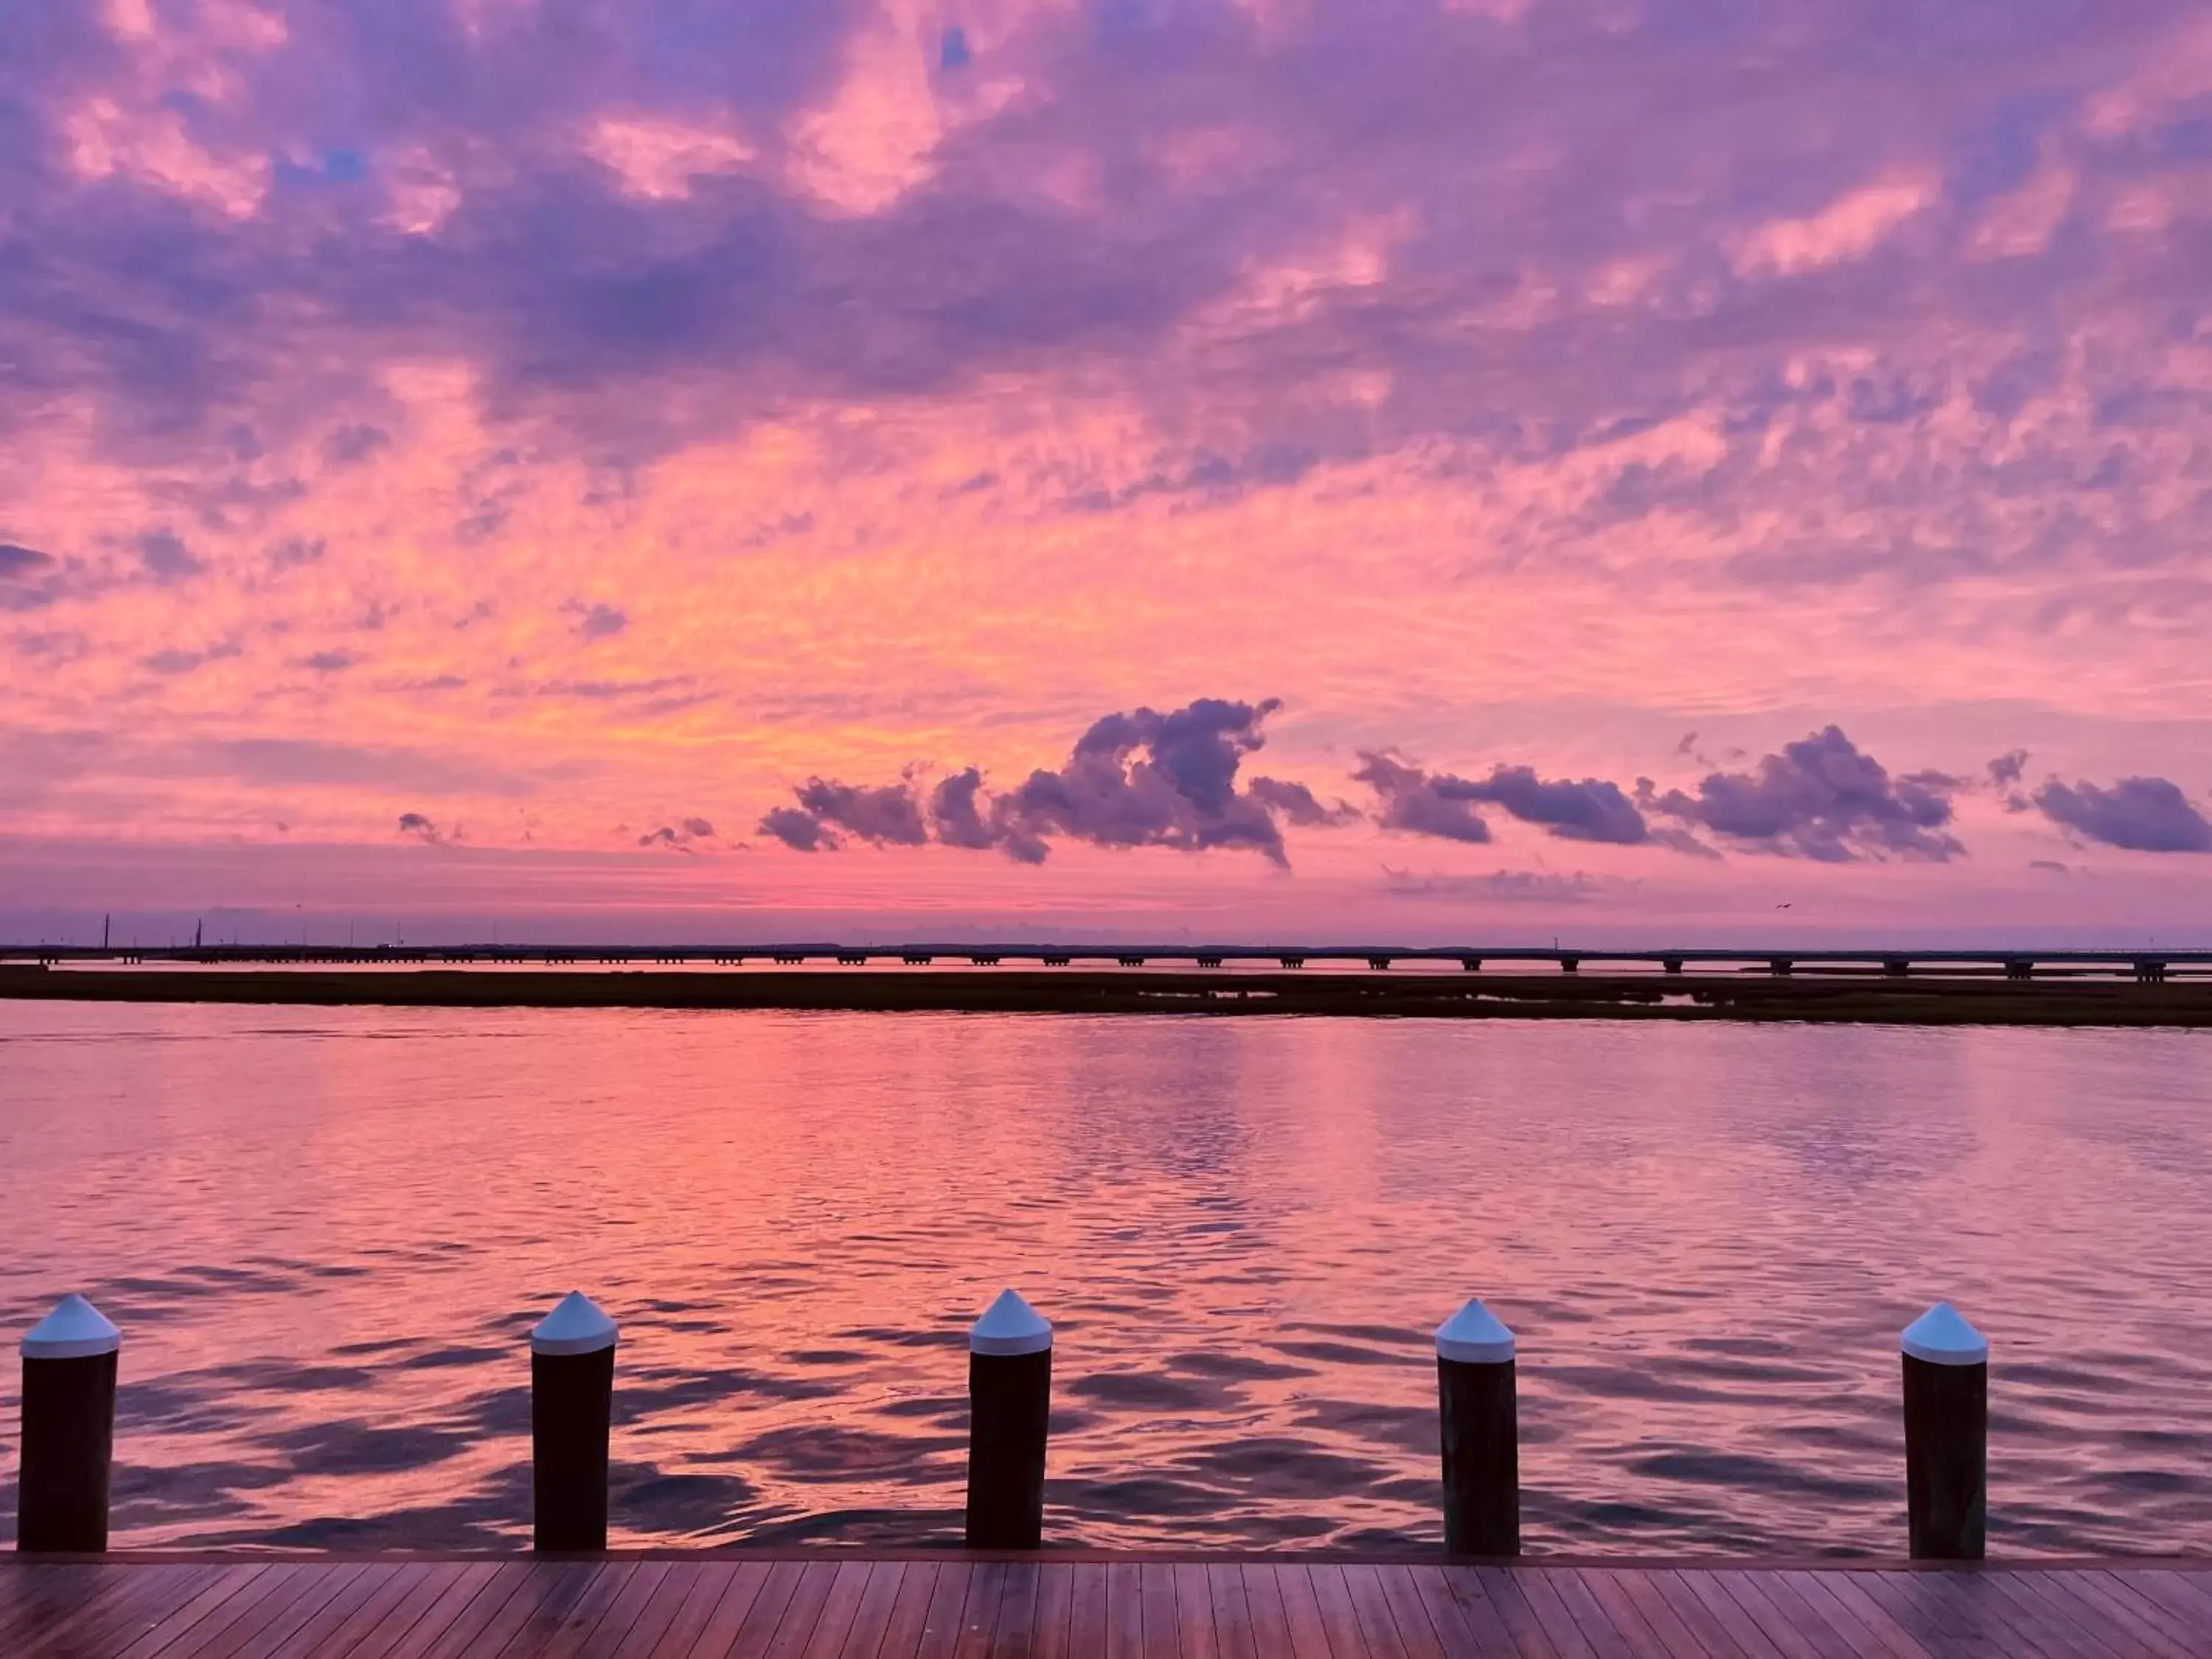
751, 698, 2212, 870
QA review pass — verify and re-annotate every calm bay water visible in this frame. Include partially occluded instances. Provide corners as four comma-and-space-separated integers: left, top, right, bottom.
1, 1001, 2209, 1557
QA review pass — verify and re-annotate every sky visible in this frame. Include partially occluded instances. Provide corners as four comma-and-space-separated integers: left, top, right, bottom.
4, 0, 2212, 946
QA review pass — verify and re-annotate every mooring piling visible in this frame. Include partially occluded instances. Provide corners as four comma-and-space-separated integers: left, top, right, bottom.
529, 1290, 618, 1551
1436, 1297, 1519, 1556
965, 1288, 1053, 1548
5, 1284, 2017, 1562
1902, 1301, 1988, 1560
18, 1295, 121, 1553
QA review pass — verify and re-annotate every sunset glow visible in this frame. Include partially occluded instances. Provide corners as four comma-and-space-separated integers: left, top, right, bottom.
6, 0, 2212, 943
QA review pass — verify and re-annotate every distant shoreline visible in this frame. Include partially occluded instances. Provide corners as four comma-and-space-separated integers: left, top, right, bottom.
4, 964, 2209, 1026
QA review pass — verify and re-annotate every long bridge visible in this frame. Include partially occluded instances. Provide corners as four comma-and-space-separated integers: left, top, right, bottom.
6, 942, 2208, 979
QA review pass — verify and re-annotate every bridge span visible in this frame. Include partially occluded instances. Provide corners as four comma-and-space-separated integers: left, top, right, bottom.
4, 942, 2206, 980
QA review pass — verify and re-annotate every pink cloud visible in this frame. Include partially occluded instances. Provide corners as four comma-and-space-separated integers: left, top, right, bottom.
1, 0, 2211, 937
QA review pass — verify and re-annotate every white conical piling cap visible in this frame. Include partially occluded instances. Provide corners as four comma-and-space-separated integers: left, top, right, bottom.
22, 1294, 122, 1360
1901, 1302, 1988, 1366
530, 1291, 619, 1357
1436, 1298, 1515, 1365
970, 1288, 1052, 1357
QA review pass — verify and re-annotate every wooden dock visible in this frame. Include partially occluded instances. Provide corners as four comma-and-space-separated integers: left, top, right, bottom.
3, 1557, 2208, 1657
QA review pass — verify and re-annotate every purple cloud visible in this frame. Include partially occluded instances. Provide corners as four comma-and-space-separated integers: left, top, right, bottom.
757, 805, 835, 852
1380, 868, 1601, 904
929, 768, 998, 850
3, 0, 2195, 554
142, 641, 242, 675
1456, 765, 1650, 845
1247, 775, 1358, 827
139, 532, 203, 582
2031, 776, 2212, 853
759, 697, 1326, 865
1641, 726, 1964, 861
637, 816, 717, 852
397, 811, 451, 846
793, 777, 930, 846
565, 601, 628, 641
1354, 753, 1492, 844
996, 698, 1289, 863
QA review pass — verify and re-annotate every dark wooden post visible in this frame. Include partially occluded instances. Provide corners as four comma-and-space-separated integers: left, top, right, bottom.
530, 1292, 617, 1551
964, 1289, 1051, 1548
18, 1295, 122, 1553
1436, 1298, 1518, 1556
1902, 1302, 1986, 1560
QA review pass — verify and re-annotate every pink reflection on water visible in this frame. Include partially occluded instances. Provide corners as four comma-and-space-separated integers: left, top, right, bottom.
1, 1003, 2209, 1554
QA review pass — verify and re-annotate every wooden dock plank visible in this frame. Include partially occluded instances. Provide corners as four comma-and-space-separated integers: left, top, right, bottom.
1274, 1575, 1336, 1659
1205, 1564, 1256, 1659
1341, 1565, 1417, 1659
1273, 1565, 1341, 1659
613, 1565, 725, 1659
1171, 1564, 1217, 1659
1307, 1564, 1377, 1659
719, 1559, 810, 1659
756, 1559, 839, 1659
215, 1560, 370, 1659
1, 1561, 2207, 1658
300, 1565, 443, 1659
144, 1562, 324, 1659
338, 1562, 501, 1659
1982, 1572, 2148, 1659
108, 1562, 289, 1659
824, 1561, 901, 1659
11, 1563, 220, 1659
1617, 1568, 1748, 1659
2014, 1573, 2192, 1659
1674, 1571, 1804, 1659
1234, 1562, 1293, 1659
874, 1561, 945, 1659
1031, 1565, 1077, 1659
1573, 1568, 1706, 1659
1458, 1565, 1565, 1659
1545, 1567, 1642, 1659
0, 1561, 123, 1648
1373, 1565, 1455, 1659
2129, 1568, 2212, 1630
1509, 1568, 1601, 1659
459, 1560, 609, 1659
1858, 1575, 2026, 1659
2088, 1571, 2212, 1655
1759, 1573, 1885, 1659
1961, 1572, 2105, 1659
993, 1562, 1044, 1659
1062, 1564, 1108, 1659
1398, 1564, 1514, 1658
1138, 1565, 1180, 1659
1711, 1570, 1845, 1659
577, 1559, 680, 1658
950, 1560, 1007, 1659
913, 1557, 977, 1659
675, 1564, 775, 1659
1105, 1562, 1145, 1659
1780, 1573, 1932, 1659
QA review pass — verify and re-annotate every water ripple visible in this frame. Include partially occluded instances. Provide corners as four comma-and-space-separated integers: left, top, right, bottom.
2, 1002, 2210, 1554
